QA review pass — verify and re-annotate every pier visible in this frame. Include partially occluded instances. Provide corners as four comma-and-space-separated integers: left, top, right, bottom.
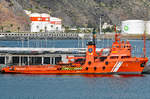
0, 32, 149, 40
0, 32, 83, 40
0, 47, 86, 68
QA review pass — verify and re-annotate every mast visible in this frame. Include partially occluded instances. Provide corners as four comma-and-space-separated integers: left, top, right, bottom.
92, 28, 96, 44
114, 25, 120, 42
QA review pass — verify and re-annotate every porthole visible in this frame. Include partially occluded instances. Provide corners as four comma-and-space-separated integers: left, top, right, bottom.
102, 66, 106, 70
88, 61, 91, 65
94, 67, 97, 71
86, 67, 88, 70
105, 61, 108, 65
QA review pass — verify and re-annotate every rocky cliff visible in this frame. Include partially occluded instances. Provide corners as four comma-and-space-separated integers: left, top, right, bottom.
0, 0, 150, 31
0, 0, 30, 32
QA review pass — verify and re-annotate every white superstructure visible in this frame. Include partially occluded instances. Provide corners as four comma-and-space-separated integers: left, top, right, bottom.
122, 20, 145, 34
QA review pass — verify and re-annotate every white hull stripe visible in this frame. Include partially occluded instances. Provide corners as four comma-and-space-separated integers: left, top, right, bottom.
113, 62, 123, 72
111, 62, 118, 72
111, 61, 123, 72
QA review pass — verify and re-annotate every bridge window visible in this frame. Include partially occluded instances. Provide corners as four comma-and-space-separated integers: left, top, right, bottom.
99, 57, 107, 61
110, 56, 118, 59
75, 58, 85, 63
121, 56, 130, 59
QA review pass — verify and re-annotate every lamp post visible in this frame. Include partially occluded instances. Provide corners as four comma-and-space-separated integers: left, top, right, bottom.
99, 17, 102, 35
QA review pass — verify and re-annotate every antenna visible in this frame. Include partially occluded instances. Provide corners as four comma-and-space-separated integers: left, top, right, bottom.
143, 31, 146, 57
115, 25, 117, 33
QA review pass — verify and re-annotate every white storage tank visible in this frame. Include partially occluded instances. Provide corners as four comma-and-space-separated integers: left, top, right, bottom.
146, 21, 150, 34
122, 20, 145, 34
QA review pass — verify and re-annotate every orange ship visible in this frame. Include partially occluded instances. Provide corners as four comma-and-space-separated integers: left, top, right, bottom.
1, 29, 148, 74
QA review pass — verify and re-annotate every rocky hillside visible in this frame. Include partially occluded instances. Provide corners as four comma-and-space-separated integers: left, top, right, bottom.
0, 0, 30, 32
1, 0, 150, 31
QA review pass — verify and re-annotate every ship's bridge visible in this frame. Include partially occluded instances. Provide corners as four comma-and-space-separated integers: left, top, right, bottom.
110, 40, 132, 57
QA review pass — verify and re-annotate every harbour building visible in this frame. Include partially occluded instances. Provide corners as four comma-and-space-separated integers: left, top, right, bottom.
24, 10, 62, 32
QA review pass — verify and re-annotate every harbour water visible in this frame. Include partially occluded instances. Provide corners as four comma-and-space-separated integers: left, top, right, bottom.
0, 39, 150, 99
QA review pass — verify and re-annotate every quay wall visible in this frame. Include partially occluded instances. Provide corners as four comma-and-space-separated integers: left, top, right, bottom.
0, 32, 150, 40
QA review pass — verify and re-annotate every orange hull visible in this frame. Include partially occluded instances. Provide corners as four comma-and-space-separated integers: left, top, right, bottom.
1, 58, 148, 74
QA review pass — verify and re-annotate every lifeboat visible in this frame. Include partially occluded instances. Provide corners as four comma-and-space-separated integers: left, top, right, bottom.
1, 29, 148, 74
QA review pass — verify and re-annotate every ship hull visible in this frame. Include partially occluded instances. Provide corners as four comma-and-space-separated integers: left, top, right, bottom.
1, 59, 147, 74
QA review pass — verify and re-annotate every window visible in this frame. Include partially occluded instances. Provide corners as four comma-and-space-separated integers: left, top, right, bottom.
38, 18, 41, 21
99, 57, 107, 61
46, 18, 49, 21
36, 26, 39, 29
110, 56, 118, 59
121, 56, 130, 59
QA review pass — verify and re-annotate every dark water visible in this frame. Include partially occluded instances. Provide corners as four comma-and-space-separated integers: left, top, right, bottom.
0, 74, 150, 99
0, 39, 150, 99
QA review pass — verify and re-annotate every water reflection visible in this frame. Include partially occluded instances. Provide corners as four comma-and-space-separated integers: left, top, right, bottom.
1, 73, 144, 78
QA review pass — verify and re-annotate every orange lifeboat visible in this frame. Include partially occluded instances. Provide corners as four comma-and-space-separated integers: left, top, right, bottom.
1, 29, 148, 74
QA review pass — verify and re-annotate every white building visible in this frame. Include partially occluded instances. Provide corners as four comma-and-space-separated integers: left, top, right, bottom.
50, 17, 62, 31
27, 12, 62, 32
102, 22, 113, 29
